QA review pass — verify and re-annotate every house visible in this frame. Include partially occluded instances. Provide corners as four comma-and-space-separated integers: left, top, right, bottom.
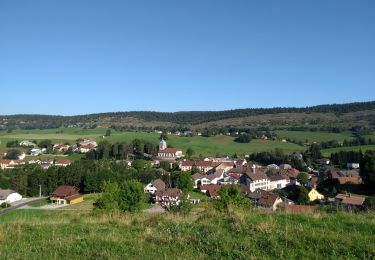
192, 173, 204, 188
205, 169, 225, 185
215, 162, 235, 171
79, 143, 96, 153
248, 189, 283, 211
269, 175, 289, 190
335, 193, 365, 208
157, 139, 183, 160
19, 140, 36, 147
53, 144, 70, 152
0, 159, 16, 169
280, 168, 301, 186
347, 163, 360, 169
50, 185, 83, 205
267, 164, 280, 170
219, 173, 242, 185
55, 159, 71, 167
0, 189, 22, 205
180, 160, 217, 173
234, 159, 247, 168
30, 148, 43, 156
307, 176, 319, 189
279, 164, 292, 170
154, 188, 184, 207
243, 166, 271, 192
329, 170, 362, 185
144, 179, 166, 194
199, 184, 223, 198
307, 188, 324, 202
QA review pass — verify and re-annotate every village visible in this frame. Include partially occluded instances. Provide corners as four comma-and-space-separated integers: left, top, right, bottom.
0, 137, 367, 214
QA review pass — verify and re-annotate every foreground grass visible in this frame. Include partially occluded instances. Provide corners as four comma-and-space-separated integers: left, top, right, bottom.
0, 207, 374, 259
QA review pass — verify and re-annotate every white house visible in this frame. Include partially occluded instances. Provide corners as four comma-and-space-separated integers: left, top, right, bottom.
347, 163, 360, 169
19, 140, 36, 147
245, 167, 271, 192
30, 148, 43, 156
0, 189, 22, 205
269, 175, 289, 190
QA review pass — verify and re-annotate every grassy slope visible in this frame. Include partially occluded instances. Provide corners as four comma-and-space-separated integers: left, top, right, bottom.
321, 145, 375, 157
0, 128, 305, 157
274, 130, 353, 142
0, 208, 374, 259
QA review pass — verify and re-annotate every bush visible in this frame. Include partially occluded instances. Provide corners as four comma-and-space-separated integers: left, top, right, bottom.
364, 196, 375, 211
215, 185, 252, 212
4, 149, 21, 159
168, 195, 192, 215
95, 180, 146, 212
0, 202, 10, 208
234, 133, 252, 143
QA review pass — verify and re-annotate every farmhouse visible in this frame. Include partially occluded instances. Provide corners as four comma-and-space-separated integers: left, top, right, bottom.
53, 144, 70, 152
50, 185, 83, 205
329, 170, 362, 185
248, 189, 283, 211
144, 179, 166, 194
157, 139, 183, 160
0, 159, 16, 170
199, 184, 223, 198
154, 188, 184, 207
0, 189, 22, 205
55, 159, 71, 167
180, 160, 216, 173
335, 193, 365, 208
19, 140, 36, 147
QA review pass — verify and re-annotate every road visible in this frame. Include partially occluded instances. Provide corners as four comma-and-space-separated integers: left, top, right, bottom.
0, 197, 47, 215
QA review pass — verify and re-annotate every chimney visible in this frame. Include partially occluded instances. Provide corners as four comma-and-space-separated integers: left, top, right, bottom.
252, 164, 256, 173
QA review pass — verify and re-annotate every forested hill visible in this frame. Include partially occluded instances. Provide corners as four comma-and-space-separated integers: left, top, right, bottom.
1, 101, 375, 130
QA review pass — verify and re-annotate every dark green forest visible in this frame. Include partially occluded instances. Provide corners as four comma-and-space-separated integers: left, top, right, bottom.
1, 101, 375, 129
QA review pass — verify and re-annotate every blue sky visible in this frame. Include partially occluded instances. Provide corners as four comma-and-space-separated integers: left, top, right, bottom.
0, 0, 374, 115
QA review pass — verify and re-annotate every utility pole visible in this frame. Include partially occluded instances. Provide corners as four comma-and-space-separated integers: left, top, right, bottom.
39, 184, 42, 197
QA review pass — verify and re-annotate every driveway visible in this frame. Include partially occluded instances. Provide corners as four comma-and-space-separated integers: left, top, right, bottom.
144, 204, 165, 214
0, 197, 47, 215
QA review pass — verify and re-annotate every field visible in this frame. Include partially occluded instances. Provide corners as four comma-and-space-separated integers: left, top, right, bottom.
0, 128, 305, 157
321, 145, 375, 157
0, 206, 374, 259
274, 130, 353, 143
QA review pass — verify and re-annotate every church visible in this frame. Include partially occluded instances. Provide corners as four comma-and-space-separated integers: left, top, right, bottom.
157, 139, 183, 160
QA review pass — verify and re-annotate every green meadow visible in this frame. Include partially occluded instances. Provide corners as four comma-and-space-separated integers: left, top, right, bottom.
0, 128, 304, 157
274, 130, 353, 143
321, 145, 375, 157
0, 207, 374, 259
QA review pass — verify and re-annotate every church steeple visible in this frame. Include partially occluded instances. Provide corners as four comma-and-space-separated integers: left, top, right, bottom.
159, 138, 167, 150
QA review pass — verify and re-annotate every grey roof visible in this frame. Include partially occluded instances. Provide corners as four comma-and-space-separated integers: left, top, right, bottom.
0, 189, 17, 200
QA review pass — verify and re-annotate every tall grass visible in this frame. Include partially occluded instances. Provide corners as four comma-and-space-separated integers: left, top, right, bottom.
0, 207, 374, 259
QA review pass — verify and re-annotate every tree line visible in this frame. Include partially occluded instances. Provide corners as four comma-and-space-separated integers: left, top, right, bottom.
2, 101, 375, 129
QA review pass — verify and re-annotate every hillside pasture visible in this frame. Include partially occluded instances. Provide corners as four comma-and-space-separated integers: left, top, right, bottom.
1, 128, 305, 157
321, 145, 375, 157
274, 130, 353, 143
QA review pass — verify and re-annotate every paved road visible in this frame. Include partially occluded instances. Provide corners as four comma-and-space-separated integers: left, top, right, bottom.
0, 197, 47, 215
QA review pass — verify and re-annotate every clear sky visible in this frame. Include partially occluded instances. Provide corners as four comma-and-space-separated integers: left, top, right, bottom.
0, 0, 374, 115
